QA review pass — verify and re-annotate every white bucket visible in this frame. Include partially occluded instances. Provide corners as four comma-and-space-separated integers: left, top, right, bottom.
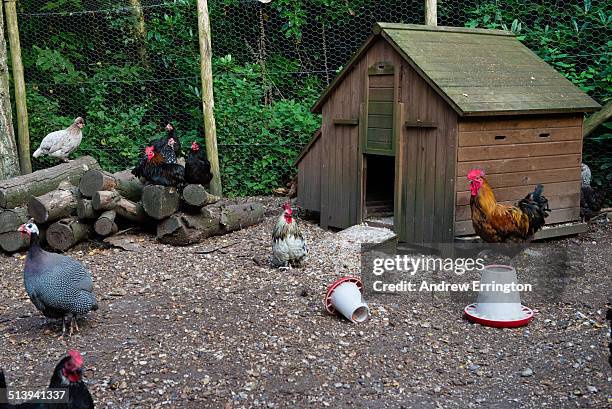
330, 281, 370, 323
474, 265, 524, 321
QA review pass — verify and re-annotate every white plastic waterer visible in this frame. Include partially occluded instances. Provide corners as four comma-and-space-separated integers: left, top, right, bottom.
324, 276, 370, 323
464, 264, 534, 328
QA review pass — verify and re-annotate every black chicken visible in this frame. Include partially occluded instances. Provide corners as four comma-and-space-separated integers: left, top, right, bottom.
0, 350, 94, 409
185, 141, 213, 186
152, 123, 181, 164
133, 145, 184, 187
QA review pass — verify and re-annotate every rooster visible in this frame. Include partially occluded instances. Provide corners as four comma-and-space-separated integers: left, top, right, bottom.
467, 169, 550, 243
185, 141, 213, 186
0, 350, 94, 409
272, 201, 307, 268
33, 117, 84, 162
133, 145, 184, 187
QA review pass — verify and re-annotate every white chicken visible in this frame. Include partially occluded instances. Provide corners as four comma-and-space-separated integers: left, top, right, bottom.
272, 201, 307, 268
33, 117, 84, 162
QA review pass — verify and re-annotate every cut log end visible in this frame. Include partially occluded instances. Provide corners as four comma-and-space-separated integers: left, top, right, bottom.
46, 218, 91, 251
142, 185, 180, 220
94, 210, 118, 236
79, 169, 117, 197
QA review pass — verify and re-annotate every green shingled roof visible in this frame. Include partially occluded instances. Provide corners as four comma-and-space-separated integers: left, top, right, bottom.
312, 23, 601, 116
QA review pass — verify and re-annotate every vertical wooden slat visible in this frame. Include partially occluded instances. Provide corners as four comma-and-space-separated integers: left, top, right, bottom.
394, 103, 405, 238
4, 0, 31, 174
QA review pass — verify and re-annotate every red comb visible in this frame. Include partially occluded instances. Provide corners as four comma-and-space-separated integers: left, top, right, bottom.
67, 350, 83, 367
467, 168, 484, 180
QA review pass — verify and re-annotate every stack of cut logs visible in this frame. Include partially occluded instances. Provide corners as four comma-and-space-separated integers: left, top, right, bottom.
0, 157, 264, 252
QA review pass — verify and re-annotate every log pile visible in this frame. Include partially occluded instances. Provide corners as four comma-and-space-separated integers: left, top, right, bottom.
0, 156, 264, 252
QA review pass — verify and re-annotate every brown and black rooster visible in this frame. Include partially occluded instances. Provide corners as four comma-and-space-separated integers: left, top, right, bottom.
132, 145, 184, 187
467, 169, 550, 243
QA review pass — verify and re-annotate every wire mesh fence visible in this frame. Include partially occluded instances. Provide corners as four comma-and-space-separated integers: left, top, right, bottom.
16, 0, 611, 197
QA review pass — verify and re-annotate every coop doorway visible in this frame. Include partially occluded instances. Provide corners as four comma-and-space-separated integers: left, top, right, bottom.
364, 154, 395, 227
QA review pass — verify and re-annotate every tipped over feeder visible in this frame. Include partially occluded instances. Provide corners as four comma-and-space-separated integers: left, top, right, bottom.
324, 276, 370, 323
464, 264, 534, 328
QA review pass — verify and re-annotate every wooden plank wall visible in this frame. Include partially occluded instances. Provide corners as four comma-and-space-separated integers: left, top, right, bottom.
397, 62, 458, 244
296, 133, 322, 212
320, 39, 402, 229
455, 115, 583, 235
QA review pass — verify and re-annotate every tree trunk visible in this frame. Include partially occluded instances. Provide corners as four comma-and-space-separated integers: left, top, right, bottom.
92, 190, 121, 211
4, 0, 31, 174
142, 185, 180, 220
46, 217, 91, 251
0, 206, 28, 233
77, 198, 97, 219
0, 2, 19, 180
27, 181, 78, 224
182, 184, 220, 207
94, 210, 118, 236
157, 201, 264, 245
0, 156, 99, 208
128, 0, 151, 69
115, 197, 148, 223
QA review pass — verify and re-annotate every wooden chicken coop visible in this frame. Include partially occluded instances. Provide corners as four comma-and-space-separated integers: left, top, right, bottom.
295, 23, 601, 244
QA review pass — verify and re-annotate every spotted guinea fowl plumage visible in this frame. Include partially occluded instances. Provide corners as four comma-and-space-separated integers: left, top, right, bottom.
20, 221, 97, 334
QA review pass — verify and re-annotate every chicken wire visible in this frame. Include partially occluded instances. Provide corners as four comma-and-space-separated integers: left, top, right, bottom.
16, 0, 611, 198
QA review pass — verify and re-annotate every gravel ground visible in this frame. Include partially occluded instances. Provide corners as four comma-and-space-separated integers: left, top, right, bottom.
0, 199, 610, 408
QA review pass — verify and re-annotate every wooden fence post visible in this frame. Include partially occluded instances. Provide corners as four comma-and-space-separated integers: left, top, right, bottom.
196, 0, 222, 196
3, 0, 31, 174
0, 0, 19, 179
425, 0, 437, 26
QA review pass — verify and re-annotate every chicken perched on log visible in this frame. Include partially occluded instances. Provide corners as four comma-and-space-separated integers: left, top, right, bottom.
18, 221, 98, 336
152, 123, 181, 164
132, 145, 184, 187
272, 201, 307, 268
0, 350, 94, 409
467, 169, 550, 243
185, 141, 213, 186
33, 117, 85, 162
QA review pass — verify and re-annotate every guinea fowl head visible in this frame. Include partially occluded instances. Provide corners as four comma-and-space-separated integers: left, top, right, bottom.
18, 220, 39, 237
74, 117, 85, 129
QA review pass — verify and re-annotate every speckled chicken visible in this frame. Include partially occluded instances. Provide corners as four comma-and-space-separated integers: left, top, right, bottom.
152, 123, 181, 164
33, 117, 84, 162
18, 221, 98, 336
272, 201, 307, 268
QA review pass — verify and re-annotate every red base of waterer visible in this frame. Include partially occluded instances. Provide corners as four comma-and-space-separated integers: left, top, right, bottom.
464, 304, 534, 328
324, 276, 363, 315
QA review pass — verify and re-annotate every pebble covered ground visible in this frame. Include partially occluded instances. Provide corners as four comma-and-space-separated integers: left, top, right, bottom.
0, 199, 610, 408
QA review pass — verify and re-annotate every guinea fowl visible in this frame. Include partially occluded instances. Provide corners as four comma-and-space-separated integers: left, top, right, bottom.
33, 117, 84, 162
0, 350, 94, 409
185, 141, 213, 186
18, 221, 98, 337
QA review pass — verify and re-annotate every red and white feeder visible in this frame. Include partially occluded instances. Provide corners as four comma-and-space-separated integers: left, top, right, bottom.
324, 276, 370, 323
464, 264, 534, 328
